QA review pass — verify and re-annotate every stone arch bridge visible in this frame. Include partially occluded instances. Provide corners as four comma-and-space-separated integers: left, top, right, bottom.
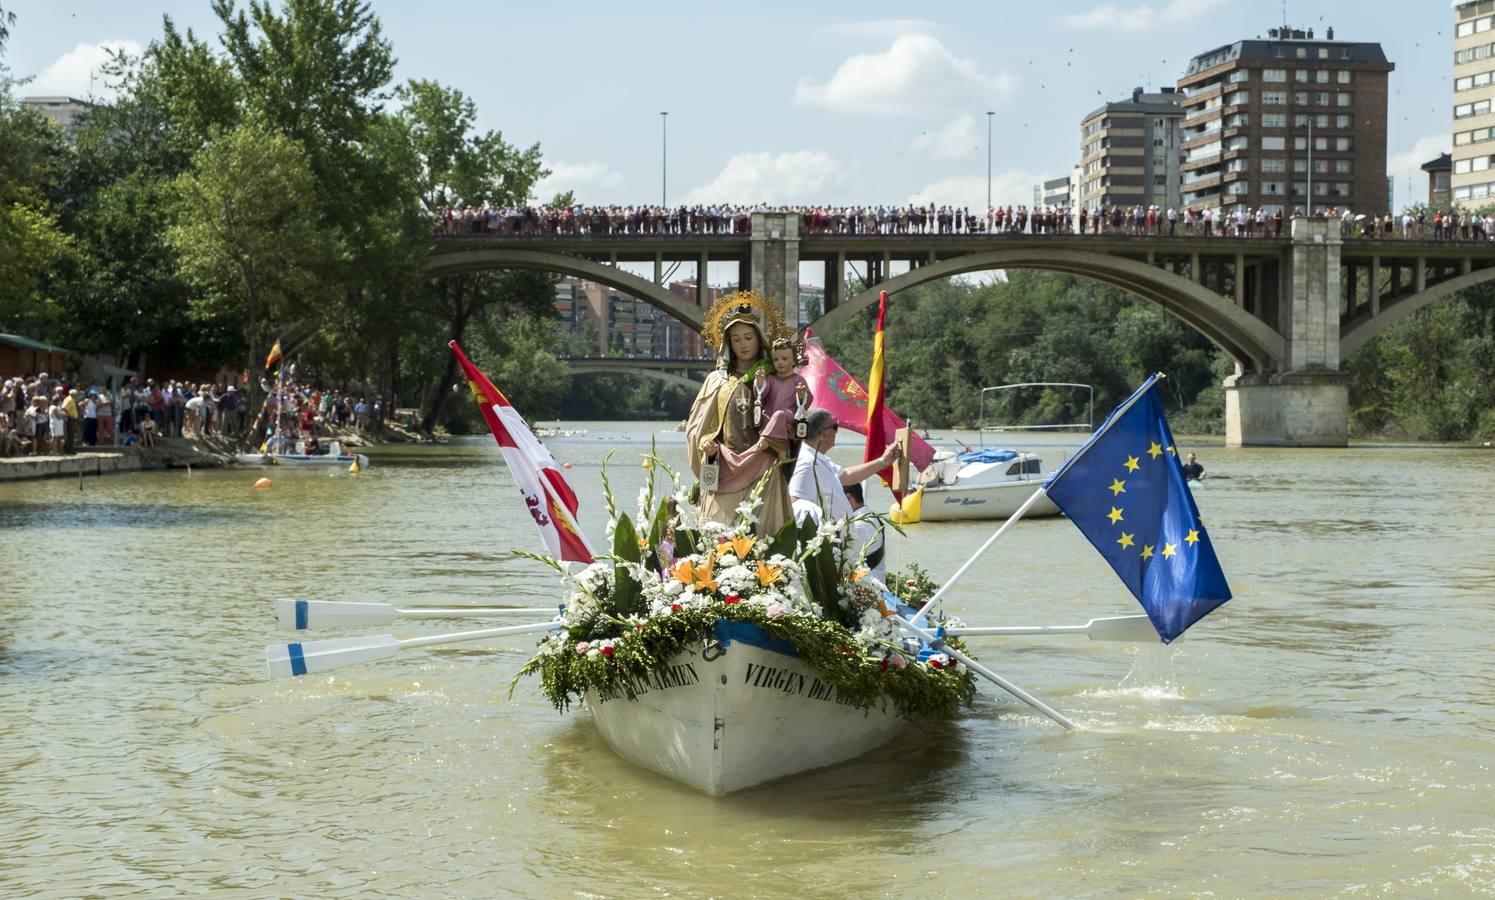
427, 213, 1495, 446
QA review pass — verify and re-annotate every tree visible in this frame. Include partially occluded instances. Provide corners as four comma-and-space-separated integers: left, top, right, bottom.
166, 120, 340, 385
0, 78, 73, 334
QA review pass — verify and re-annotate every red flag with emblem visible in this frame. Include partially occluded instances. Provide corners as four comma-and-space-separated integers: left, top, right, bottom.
450, 341, 593, 563
800, 331, 934, 472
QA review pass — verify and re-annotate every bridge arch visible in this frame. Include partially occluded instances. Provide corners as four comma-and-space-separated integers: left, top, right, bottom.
565, 362, 704, 391
1340, 265, 1495, 357
426, 247, 704, 331
812, 248, 1285, 372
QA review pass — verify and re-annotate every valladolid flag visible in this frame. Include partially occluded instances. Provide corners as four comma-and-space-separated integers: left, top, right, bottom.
801, 329, 935, 472
1044, 374, 1230, 643
450, 341, 594, 564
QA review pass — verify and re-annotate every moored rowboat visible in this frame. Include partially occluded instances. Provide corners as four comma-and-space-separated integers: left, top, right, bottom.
586, 622, 906, 795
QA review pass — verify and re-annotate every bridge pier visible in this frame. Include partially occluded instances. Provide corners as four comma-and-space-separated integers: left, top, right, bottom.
1223, 219, 1346, 447
751, 212, 801, 326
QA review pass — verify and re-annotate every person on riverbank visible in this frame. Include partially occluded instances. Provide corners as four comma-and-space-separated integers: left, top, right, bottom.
789, 408, 901, 526
684, 292, 795, 535
1182, 452, 1204, 481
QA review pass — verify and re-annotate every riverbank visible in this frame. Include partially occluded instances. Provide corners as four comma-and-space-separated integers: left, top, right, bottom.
0, 422, 427, 484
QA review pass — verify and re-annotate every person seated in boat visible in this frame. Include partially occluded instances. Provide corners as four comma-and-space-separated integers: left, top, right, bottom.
753, 336, 812, 454
844, 482, 886, 584
790, 408, 901, 526
1181, 452, 1204, 481
304, 435, 323, 456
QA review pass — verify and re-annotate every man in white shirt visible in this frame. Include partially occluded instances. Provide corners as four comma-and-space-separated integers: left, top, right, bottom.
789, 408, 902, 526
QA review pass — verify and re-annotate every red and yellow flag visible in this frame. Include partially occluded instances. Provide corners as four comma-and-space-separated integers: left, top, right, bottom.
264, 339, 283, 370
863, 290, 901, 500
450, 341, 593, 564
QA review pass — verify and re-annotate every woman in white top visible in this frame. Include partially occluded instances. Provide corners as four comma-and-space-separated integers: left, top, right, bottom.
49, 399, 67, 454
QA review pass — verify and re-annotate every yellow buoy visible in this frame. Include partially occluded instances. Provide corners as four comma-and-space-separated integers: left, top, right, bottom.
348, 458, 361, 476
254, 477, 272, 490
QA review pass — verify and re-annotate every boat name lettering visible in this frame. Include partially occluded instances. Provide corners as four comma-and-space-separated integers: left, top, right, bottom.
743, 663, 855, 705
596, 662, 700, 702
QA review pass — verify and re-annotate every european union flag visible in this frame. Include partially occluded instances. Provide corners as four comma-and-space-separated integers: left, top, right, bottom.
1044, 374, 1230, 643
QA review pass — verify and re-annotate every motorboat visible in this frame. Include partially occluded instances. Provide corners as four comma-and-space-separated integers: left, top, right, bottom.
908, 448, 1062, 521
236, 439, 369, 469
586, 622, 904, 795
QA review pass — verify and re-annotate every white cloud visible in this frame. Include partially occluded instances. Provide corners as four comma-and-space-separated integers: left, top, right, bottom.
1387, 133, 1450, 210
794, 34, 1015, 116
28, 40, 142, 99
683, 151, 851, 205
1062, 0, 1226, 32
914, 115, 982, 161
532, 160, 624, 202
820, 19, 937, 39
907, 170, 1046, 210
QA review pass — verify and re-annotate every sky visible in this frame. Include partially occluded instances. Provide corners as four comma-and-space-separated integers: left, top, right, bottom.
0, 0, 1458, 210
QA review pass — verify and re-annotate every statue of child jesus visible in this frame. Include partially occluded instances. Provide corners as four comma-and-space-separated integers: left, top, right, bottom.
754, 336, 811, 443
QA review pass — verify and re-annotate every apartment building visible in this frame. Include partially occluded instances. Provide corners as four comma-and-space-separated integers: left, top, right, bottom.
1177, 27, 1393, 216
1078, 87, 1186, 211
1452, 2, 1495, 204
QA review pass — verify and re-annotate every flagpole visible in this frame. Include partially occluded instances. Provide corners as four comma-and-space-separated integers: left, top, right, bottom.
910, 485, 1050, 623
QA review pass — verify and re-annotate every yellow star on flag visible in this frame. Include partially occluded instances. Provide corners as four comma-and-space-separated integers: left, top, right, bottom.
1123, 455, 1140, 473
1117, 532, 1135, 549
1162, 543, 1177, 559
1109, 478, 1126, 496
1107, 507, 1124, 524
1185, 529, 1200, 545
1140, 544, 1154, 559
1147, 441, 1163, 459
1168, 445, 1176, 456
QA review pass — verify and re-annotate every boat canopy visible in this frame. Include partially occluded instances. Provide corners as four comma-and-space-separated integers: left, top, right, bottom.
955, 448, 1017, 465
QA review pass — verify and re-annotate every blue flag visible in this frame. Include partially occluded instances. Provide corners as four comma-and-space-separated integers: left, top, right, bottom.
1044, 374, 1230, 643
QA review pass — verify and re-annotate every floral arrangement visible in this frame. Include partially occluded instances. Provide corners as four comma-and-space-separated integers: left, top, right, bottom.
514, 454, 976, 720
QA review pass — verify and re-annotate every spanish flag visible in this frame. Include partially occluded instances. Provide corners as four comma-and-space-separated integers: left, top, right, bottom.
450, 341, 593, 564
264, 340, 283, 370
864, 290, 901, 499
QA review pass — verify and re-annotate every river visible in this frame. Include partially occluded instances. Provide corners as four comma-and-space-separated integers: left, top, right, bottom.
2, 425, 1493, 897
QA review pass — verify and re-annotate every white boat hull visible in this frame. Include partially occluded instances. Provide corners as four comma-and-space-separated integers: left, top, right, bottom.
918, 478, 1062, 521
586, 627, 905, 795
235, 452, 370, 468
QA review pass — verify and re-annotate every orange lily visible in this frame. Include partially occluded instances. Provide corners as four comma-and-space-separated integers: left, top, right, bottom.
673, 556, 718, 592
754, 560, 782, 587
727, 535, 755, 559
691, 555, 718, 591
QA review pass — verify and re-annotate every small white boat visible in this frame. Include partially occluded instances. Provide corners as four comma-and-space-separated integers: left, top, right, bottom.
586, 623, 905, 795
914, 448, 1061, 521
236, 440, 369, 469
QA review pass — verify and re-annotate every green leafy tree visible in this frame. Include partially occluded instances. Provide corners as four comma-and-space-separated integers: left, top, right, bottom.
166, 120, 340, 384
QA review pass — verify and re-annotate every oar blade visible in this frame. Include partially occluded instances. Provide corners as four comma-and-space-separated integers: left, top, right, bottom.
266, 635, 402, 679
275, 598, 396, 631
1086, 615, 1162, 642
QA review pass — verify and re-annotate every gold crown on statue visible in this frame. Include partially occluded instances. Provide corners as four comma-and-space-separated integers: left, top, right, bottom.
702, 290, 797, 349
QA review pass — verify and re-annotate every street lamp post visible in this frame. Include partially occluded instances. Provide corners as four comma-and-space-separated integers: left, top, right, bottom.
660, 111, 669, 207
986, 111, 995, 212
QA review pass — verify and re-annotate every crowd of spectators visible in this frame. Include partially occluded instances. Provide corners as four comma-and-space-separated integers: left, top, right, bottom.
434, 202, 1495, 242
0, 371, 376, 459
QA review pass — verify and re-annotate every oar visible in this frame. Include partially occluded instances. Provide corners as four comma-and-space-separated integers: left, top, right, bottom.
946, 615, 1159, 643
266, 620, 562, 679
275, 598, 561, 631
890, 614, 1077, 730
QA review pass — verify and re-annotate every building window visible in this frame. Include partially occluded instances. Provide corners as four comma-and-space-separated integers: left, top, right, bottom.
1262, 181, 1285, 195
1336, 137, 1352, 151
1294, 137, 1308, 151
1294, 114, 1311, 127
1263, 69, 1287, 82
1226, 91, 1250, 106
1333, 183, 1351, 197
1229, 70, 1251, 83
1336, 92, 1352, 107
1336, 115, 1352, 128
1315, 137, 1329, 151
1318, 48, 1329, 59
1263, 91, 1287, 105
1316, 114, 1330, 128
1261, 158, 1287, 173
1315, 70, 1329, 84
1294, 159, 1308, 173
1261, 136, 1286, 151
1296, 47, 1308, 59
1314, 159, 1329, 174
1337, 70, 1351, 84
1262, 113, 1286, 128
1225, 135, 1249, 151
1335, 160, 1352, 174
1316, 92, 1330, 106
1295, 92, 1309, 105
1294, 69, 1309, 83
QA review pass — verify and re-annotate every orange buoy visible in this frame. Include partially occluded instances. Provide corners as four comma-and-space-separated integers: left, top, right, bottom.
562, 462, 572, 470
254, 477, 272, 490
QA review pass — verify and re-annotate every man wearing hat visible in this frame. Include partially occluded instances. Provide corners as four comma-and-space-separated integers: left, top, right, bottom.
789, 408, 901, 526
